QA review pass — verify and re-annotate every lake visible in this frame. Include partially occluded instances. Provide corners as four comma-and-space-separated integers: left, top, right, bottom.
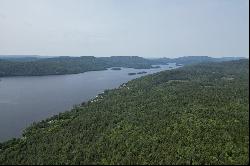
0, 64, 178, 142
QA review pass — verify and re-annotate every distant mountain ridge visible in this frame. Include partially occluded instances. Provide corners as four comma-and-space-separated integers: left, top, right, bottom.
0, 56, 246, 77
0, 55, 53, 62
150, 56, 246, 65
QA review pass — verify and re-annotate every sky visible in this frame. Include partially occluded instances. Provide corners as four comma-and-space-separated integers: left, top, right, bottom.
0, 0, 249, 58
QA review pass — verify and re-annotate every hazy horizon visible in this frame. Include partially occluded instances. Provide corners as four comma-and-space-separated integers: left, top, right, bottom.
0, 55, 248, 60
0, 0, 249, 58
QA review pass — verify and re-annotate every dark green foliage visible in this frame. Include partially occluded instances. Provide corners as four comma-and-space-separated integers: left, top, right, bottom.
0, 60, 248, 165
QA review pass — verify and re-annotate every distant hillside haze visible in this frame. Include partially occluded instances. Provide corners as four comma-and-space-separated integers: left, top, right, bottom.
0, 56, 246, 77
0, 55, 53, 62
150, 56, 246, 65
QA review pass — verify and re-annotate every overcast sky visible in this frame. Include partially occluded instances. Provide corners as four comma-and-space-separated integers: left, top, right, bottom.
0, 0, 249, 58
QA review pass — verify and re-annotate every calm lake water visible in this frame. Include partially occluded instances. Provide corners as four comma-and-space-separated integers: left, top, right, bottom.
0, 64, 178, 142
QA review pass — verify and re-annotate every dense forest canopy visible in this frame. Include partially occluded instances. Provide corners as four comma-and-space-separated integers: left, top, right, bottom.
0, 56, 244, 77
0, 59, 248, 165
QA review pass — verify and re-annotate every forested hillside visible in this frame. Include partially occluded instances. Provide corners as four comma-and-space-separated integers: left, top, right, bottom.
0, 56, 244, 77
0, 56, 153, 77
0, 60, 249, 165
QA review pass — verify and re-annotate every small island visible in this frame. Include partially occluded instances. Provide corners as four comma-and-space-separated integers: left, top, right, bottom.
137, 71, 147, 75
128, 72, 137, 75
128, 71, 147, 76
111, 67, 122, 70
151, 66, 161, 69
